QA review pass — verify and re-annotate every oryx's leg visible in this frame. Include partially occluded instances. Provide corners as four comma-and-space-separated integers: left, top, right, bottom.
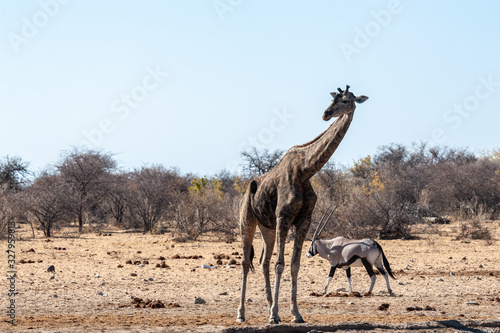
237, 199, 257, 323
375, 260, 393, 294
259, 224, 275, 310
323, 266, 336, 294
339, 256, 360, 293
269, 216, 291, 324
345, 267, 353, 293
289, 217, 311, 323
361, 258, 376, 295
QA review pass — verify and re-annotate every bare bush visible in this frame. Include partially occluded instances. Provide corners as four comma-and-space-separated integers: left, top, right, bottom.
324, 187, 379, 239
338, 185, 417, 240
22, 173, 72, 237
0, 156, 30, 238
315, 144, 436, 239
312, 163, 358, 237
127, 166, 185, 233
456, 220, 494, 244
56, 148, 116, 232
425, 159, 500, 220
0, 156, 30, 190
2, 144, 498, 242
291, 144, 499, 240
241, 147, 284, 177
0, 191, 11, 238
105, 173, 129, 228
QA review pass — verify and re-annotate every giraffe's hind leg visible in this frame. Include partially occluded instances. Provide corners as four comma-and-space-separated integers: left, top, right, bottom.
258, 224, 275, 311
237, 195, 258, 322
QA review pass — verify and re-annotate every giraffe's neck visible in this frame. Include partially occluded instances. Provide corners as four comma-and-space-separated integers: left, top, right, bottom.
299, 112, 354, 179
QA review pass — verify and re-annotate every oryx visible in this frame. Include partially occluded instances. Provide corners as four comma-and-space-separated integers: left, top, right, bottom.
306, 207, 395, 295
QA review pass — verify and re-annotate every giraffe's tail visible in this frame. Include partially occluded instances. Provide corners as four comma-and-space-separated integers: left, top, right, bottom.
250, 245, 255, 271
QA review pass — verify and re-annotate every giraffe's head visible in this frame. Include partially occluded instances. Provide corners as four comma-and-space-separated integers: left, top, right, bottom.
322, 85, 368, 121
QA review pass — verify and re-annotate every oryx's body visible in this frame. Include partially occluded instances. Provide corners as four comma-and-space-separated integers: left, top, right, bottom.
307, 236, 395, 295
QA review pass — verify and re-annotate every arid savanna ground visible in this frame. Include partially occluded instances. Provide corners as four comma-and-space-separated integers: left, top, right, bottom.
2, 221, 500, 332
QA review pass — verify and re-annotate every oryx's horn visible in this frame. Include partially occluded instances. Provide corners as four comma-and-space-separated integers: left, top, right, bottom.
312, 209, 329, 240
313, 204, 337, 240
317, 205, 337, 237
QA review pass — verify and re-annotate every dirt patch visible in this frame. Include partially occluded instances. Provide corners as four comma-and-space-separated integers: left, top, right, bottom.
1, 221, 499, 332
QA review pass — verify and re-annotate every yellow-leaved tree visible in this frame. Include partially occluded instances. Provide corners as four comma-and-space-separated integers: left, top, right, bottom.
176, 176, 234, 241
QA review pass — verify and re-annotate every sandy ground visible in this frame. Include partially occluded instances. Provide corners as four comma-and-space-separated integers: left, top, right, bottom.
2, 221, 500, 332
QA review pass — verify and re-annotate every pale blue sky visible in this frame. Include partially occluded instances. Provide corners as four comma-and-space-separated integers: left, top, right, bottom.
1, 1, 499, 175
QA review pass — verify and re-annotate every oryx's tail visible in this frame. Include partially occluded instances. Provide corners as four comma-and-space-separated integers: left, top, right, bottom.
375, 241, 395, 280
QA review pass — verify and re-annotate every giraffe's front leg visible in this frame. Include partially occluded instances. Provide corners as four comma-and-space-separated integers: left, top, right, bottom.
259, 225, 275, 311
289, 217, 310, 323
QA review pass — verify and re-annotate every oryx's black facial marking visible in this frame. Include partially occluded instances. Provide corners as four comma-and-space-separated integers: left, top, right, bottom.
307, 241, 318, 257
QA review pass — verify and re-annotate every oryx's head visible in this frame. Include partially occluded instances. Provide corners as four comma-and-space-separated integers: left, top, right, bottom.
322, 85, 369, 121
306, 205, 337, 258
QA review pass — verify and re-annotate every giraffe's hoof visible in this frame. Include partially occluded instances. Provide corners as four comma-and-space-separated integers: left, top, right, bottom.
292, 316, 305, 323
268, 315, 280, 324
236, 317, 245, 323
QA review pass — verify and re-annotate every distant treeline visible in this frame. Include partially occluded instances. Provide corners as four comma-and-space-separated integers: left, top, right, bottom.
1, 143, 499, 240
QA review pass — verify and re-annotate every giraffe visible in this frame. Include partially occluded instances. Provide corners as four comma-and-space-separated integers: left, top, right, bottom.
237, 86, 368, 324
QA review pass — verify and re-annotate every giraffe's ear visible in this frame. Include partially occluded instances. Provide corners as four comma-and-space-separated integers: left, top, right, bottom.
330, 92, 337, 98
355, 95, 369, 104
